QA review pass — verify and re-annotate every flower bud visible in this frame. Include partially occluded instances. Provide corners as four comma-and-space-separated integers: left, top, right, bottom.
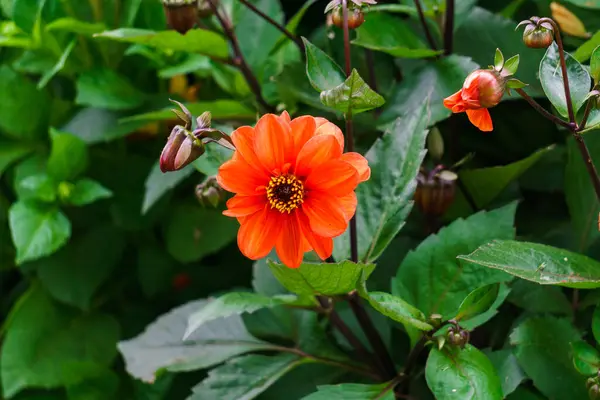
331, 7, 365, 29
415, 168, 458, 217
590, 384, 600, 400
427, 127, 444, 161
195, 176, 225, 207
447, 325, 470, 349
588, 377, 599, 390
523, 25, 554, 49
465, 69, 506, 108
160, 126, 205, 172
162, 0, 197, 35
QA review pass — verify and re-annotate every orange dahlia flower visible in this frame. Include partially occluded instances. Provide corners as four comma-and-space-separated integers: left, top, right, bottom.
443, 69, 506, 132
217, 112, 370, 268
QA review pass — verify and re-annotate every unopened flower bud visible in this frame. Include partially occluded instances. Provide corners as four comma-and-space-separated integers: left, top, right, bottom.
162, 0, 197, 34
331, 7, 365, 29
466, 69, 506, 108
160, 126, 205, 172
195, 176, 225, 207
415, 168, 458, 217
446, 325, 470, 348
523, 25, 554, 49
588, 377, 599, 390
590, 384, 600, 400
427, 127, 444, 161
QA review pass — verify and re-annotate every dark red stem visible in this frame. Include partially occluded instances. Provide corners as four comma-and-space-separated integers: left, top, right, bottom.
443, 0, 454, 55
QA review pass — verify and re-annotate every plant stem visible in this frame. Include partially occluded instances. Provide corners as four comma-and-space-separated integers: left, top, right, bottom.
413, 0, 437, 51
348, 292, 397, 380
239, 0, 305, 54
539, 18, 575, 124
397, 324, 445, 393
443, 0, 454, 55
516, 89, 600, 207
205, 0, 275, 113
515, 89, 574, 130
578, 90, 598, 130
274, 345, 380, 380
316, 296, 378, 374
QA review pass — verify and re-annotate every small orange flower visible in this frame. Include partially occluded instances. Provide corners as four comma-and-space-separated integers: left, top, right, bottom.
443, 69, 506, 132
217, 112, 370, 268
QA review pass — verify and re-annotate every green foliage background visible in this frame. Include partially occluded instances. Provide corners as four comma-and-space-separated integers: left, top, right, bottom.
1, 0, 600, 399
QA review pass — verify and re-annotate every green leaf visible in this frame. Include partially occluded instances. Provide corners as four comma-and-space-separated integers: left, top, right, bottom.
426, 345, 503, 400
233, 0, 284, 74
320, 69, 385, 115
334, 108, 428, 262
540, 42, 591, 118
118, 299, 275, 382
566, 135, 600, 252
94, 28, 229, 58
503, 55, 520, 76
455, 283, 500, 322
379, 55, 478, 128
358, 287, 433, 331
460, 283, 511, 330
271, 0, 317, 52
487, 349, 526, 397
163, 203, 238, 263
9, 201, 71, 265
494, 48, 505, 71
121, 100, 256, 123
11, 0, 45, 33
507, 280, 572, 315
393, 203, 516, 320
302, 382, 395, 400
0, 65, 50, 139
563, 0, 600, 9
76, 68, 145, 111
458, 239, 600, 289
16, 174, 57, 203
66, 179, 113, 206
185, 292, 312, 339
61, 107, 149, 144
454, 7, 544, 95
66, 370, 119, 400
267, 260, 375, 296
37, 39, 76, 90
47, 128, 89, 182
459, 145, 553, 208
0, 285, 119, 398
302, 38, 345, 92
31, 225, 125, 310
252, 256, 288, 296
45, 17, 106, 35
591, 45, 600, 84
0, 139, 32, 178
189, 354, 303, 400
142, 161, 194, 214
571, 341, 600, 375
352, 12, 442, 58
573, 32, 600, 63
593, 304, 600, 344
509, 316, 587, 399
506, 78, 528, 89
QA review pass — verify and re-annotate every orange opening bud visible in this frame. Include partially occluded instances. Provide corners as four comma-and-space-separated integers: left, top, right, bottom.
160, 126, 205, 172
331, 7, 365, 29
163, 0, 197, 35
443, 69, 506, 132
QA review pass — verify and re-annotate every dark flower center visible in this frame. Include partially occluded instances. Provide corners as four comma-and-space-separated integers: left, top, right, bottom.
266, 174, 304, 213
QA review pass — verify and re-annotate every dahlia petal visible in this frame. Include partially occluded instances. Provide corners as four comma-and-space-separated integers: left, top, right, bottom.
340, 152, 370, 182
443, 90, 463, 111
466, 108, 493, 132
290, 116, 317, 155
275, 213, 305, 268
302, 192, 348, 237
298, 211, 333, 260
237, 206, 281, 260
255, 114, 293, 172
305, 159, 359, 196
314, 118, 344, 152
230, 126, 268, 175
217, 158, 267, 195
279, 110, 292, 125
338, 192, 357, 222
223, 195, 266, 217
295, 134, 343, 178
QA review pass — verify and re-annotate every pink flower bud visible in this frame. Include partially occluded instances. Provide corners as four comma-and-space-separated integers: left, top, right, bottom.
160, 126, 205, 172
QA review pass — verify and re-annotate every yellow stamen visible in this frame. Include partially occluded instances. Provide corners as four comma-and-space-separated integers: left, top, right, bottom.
266, 174, 305, 214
